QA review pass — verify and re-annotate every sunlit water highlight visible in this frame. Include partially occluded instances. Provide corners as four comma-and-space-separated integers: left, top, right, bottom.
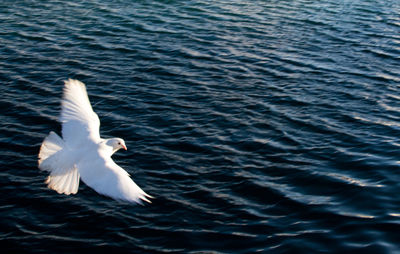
1, 0, 400, 253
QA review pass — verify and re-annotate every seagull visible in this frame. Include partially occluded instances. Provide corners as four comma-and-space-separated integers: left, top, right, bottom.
38, 79, 152, 204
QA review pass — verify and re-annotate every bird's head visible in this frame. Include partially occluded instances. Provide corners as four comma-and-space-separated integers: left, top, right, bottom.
107, 138, 127, 153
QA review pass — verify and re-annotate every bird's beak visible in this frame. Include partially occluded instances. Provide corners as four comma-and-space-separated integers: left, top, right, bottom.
122, 144, 127, 150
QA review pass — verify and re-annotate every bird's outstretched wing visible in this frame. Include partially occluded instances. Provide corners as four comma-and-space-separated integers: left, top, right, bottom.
77, 153, 152, 204
60, 79, 100, 147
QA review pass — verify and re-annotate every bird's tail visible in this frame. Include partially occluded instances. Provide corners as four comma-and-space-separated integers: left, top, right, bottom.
38, 131, 80, 195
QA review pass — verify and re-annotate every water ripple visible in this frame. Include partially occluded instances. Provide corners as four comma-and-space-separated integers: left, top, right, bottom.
1, 0, 400, 253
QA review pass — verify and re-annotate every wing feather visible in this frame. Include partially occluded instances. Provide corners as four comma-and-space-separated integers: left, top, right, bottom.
77, 154, 152, 204
60, 79, 100, 147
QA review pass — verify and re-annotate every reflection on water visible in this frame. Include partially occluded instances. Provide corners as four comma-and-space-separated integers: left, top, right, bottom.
1, 0, 400, 253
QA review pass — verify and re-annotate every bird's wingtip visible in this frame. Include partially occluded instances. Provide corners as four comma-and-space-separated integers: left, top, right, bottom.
141, 196, 152, 204
63, 78, 85, 88
136, 192, 154, 205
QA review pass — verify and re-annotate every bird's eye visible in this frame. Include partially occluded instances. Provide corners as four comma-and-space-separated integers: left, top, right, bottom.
118, 142, 120, 145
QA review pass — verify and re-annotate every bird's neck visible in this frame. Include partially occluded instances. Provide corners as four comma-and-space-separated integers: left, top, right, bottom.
103, 139, 118, 155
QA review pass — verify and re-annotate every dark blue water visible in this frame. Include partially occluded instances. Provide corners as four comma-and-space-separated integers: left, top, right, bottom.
1, 0, 400, 253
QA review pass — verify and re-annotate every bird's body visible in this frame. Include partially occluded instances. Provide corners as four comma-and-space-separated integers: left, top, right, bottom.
38, 79, 152, 204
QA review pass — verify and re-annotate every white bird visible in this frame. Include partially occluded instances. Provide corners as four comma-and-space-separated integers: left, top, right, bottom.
38, 79, 152, 204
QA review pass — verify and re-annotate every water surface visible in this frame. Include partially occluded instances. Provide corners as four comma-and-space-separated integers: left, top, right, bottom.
1, 0, 400, 253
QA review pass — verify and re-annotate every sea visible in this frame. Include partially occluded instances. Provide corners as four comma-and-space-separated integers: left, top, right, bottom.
1, 0, 400, 253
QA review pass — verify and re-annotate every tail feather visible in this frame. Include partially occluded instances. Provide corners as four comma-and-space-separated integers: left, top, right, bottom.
38, 131, 64, 170
38, 132, 80, 195
45, 167, 80, 195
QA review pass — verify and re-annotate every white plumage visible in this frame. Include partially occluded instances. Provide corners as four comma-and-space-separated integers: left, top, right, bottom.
38, 79, 152, 204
